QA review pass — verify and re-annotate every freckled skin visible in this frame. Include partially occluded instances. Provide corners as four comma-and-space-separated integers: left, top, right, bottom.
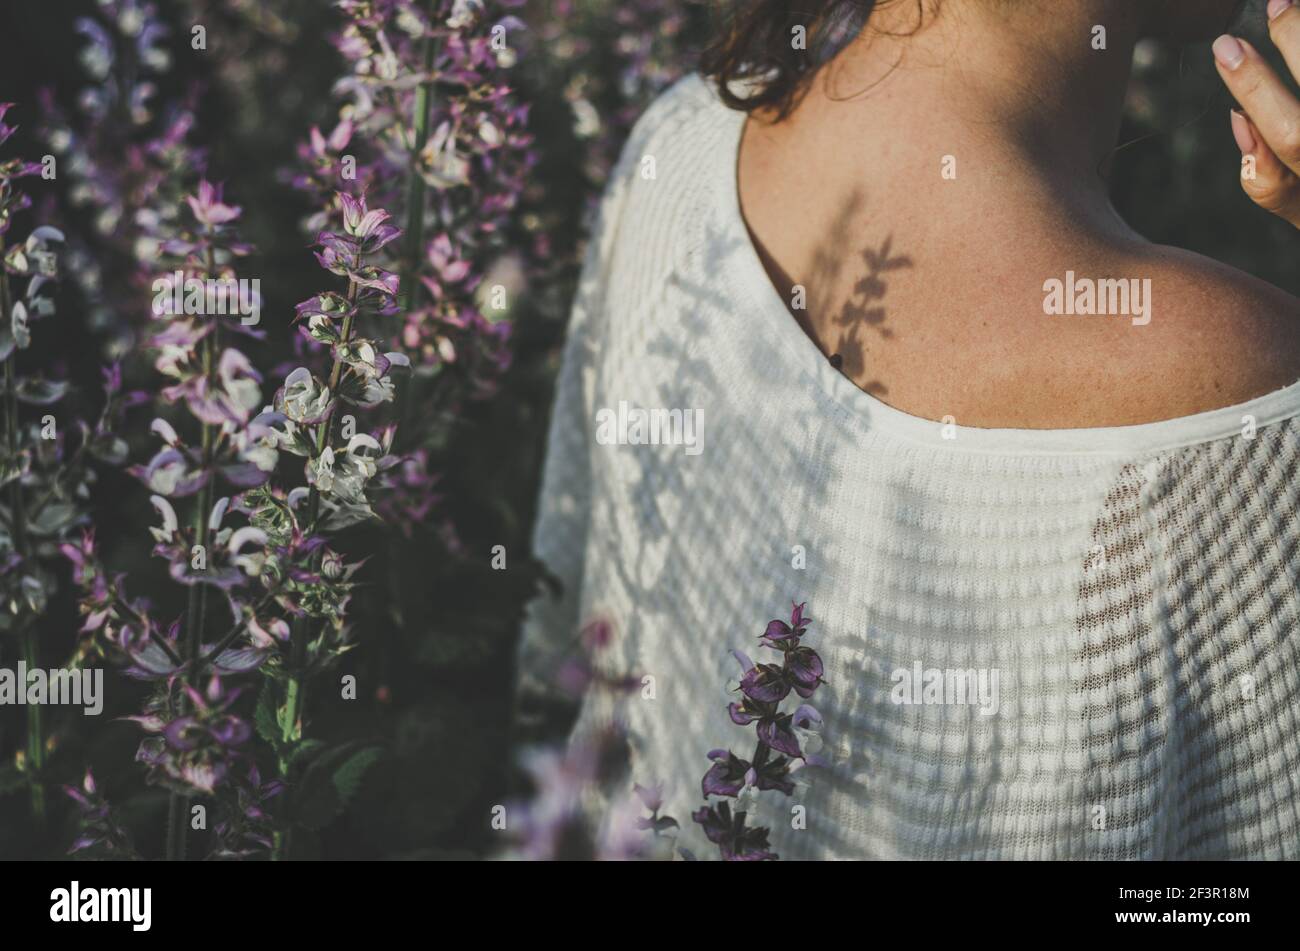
738, 0, 1298, 428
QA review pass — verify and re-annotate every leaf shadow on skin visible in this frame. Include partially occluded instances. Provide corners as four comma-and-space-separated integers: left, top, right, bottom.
744, 188, 914, 398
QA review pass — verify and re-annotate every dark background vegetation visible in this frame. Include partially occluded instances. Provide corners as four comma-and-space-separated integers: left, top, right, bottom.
0, 0, 1295, 860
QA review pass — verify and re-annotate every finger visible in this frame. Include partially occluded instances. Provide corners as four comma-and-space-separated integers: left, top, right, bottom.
1232, 108, 1300, 225
1267, 0, 1300, 81
1213, 34, 1300, 176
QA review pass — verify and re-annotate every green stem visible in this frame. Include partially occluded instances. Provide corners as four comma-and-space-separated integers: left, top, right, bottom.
398, 23, 438, 309
185, 407, 216, 684
393, 26, 440, 450
166, 248, 220, 861
2, 268, 43, 824
384, 16, 440, 641
23, 625, 45, 823
273, 276, 361, 861
2, 269, 22, 551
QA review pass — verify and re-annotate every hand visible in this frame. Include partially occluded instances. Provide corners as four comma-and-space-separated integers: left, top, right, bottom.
1213, 0, 1300, 227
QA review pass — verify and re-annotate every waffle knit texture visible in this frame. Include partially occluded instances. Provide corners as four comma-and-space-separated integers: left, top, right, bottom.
518, 75, 1300, 860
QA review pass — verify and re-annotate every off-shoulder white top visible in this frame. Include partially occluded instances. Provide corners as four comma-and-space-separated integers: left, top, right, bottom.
519, 75, 1300, 860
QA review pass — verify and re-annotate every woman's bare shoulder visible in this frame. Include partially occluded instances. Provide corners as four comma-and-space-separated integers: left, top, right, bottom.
860, 237, 1300, 429
1112, 244, 1300, 418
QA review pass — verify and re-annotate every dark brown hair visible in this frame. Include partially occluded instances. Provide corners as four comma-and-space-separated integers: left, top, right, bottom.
700, 1, 912, 119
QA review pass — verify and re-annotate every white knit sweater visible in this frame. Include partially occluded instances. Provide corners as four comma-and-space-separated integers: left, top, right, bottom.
520, 75, 1300, 860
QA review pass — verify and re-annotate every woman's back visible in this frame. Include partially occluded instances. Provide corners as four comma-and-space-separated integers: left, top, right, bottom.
521, 75, 1300, 859
734, 0, 1300, 429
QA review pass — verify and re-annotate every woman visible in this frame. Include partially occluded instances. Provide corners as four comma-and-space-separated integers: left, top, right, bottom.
521, 0, 1300, 859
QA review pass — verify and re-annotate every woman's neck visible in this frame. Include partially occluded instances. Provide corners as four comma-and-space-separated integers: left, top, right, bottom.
799, 0, 1144, 215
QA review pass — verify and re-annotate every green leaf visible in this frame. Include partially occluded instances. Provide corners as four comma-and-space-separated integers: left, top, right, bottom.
292, 770, 343, 831
275, 692, 300, 745
16, 378, 69, 405
253, 682, 283, 754
287, 739, 326, 777
331, 747, 382, 806
88, 434, 129, 466
291, 742, 384, 831
0, 761, 26, 796
27, 502, 79, 537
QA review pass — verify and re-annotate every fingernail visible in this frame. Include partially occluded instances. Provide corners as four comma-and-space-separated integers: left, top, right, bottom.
1214, 34, 1246, 69
1268, 0, 1293, 21
1231, 109, 1255, 154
